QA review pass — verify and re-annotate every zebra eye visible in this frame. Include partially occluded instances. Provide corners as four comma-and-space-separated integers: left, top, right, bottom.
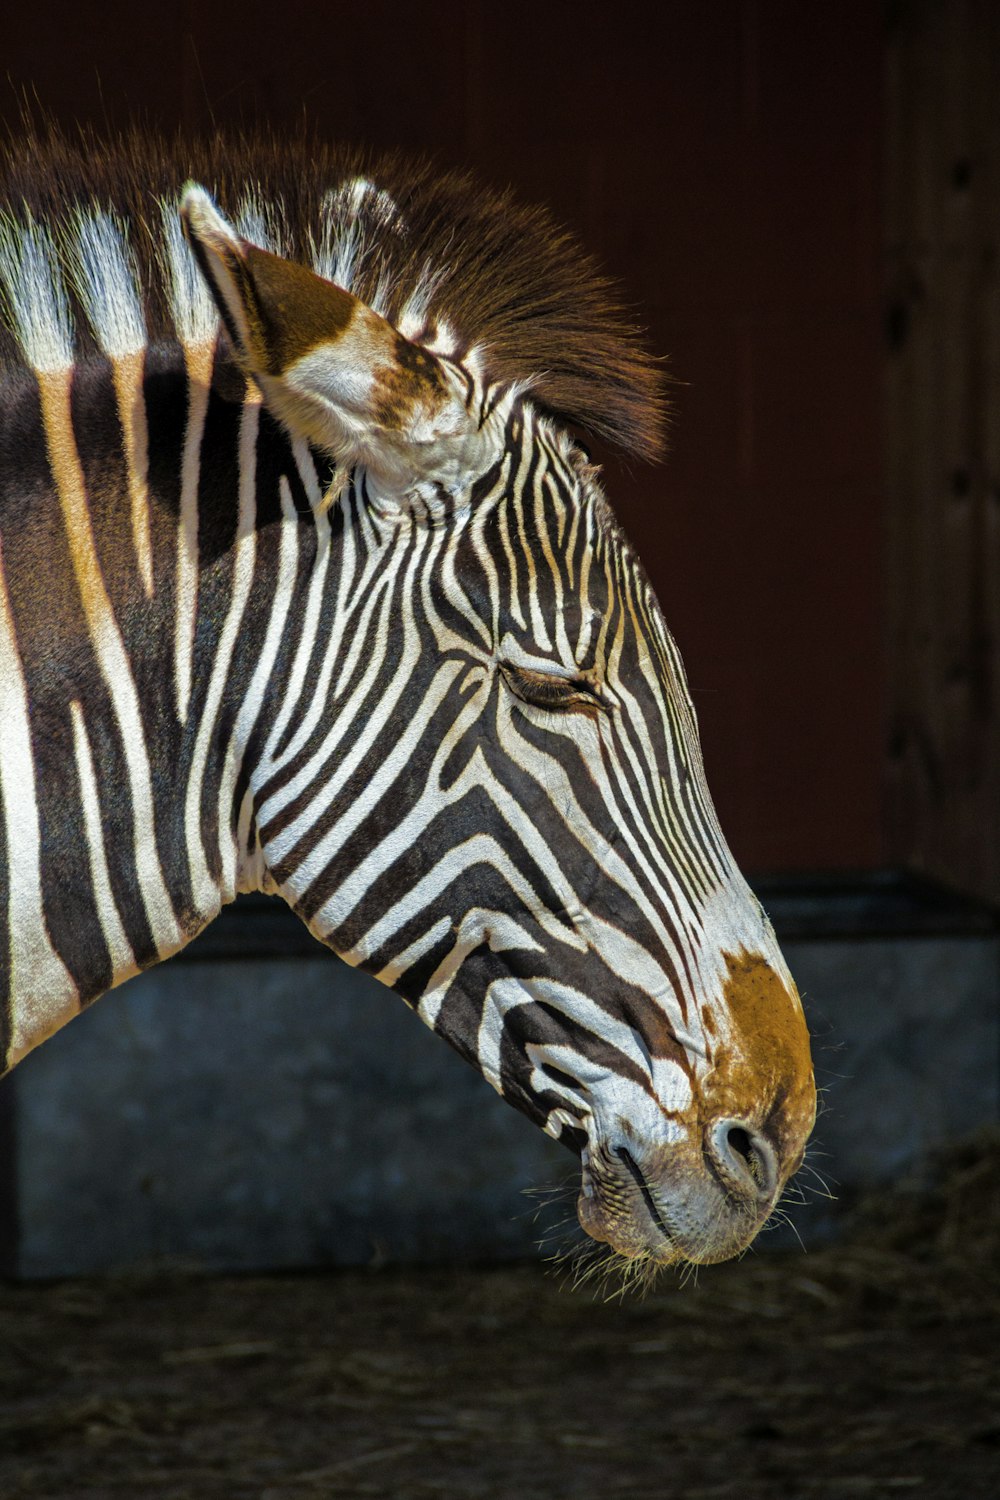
499, 661, 606, 714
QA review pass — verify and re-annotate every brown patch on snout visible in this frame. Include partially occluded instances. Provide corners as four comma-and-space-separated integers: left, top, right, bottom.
707, 951, 816, 1175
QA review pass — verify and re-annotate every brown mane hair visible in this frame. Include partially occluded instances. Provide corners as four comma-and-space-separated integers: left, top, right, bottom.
0, 127, 665, 461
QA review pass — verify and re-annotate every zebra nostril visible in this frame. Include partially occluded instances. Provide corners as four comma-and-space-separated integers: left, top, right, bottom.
709, 1118, 779, 1202
727, 1126, 755, 1170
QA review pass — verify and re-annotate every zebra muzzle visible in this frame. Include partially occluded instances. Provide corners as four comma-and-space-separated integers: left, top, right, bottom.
575, 1115, 793, 1266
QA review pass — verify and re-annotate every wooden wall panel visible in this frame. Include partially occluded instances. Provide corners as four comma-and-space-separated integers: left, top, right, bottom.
885, 0, 1000, 902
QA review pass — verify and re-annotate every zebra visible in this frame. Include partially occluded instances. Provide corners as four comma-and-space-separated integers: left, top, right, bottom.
0, 133, 815, 1273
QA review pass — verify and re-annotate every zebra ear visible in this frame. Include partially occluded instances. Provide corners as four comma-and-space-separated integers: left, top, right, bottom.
180, 185, 491, 491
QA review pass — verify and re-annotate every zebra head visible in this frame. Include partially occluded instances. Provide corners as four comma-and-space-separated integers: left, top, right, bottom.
184, 187, 816, 1271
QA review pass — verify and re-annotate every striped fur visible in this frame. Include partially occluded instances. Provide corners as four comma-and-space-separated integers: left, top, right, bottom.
0, 136, 814, 1269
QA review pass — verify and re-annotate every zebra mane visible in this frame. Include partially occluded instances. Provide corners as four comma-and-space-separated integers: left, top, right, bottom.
0, 129, 665, 461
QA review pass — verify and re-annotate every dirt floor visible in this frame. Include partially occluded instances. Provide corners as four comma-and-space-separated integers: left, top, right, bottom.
0, 1133, 997, 1500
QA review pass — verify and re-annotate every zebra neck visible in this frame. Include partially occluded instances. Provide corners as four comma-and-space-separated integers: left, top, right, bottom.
0, 347, 319, 1068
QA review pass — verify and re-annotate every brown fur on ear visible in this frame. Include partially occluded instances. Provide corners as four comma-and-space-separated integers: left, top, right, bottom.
181, 185, 361, 373
240, 247, 359, 376
0, 124, 668, 462
181, 186, 458, 454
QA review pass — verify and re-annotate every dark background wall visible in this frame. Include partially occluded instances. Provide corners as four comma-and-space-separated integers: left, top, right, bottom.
4, 0, 886, 879
885, 1, 1000, 907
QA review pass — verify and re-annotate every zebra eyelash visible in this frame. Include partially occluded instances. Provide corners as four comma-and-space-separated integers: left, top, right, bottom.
497, 659, 608, 715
